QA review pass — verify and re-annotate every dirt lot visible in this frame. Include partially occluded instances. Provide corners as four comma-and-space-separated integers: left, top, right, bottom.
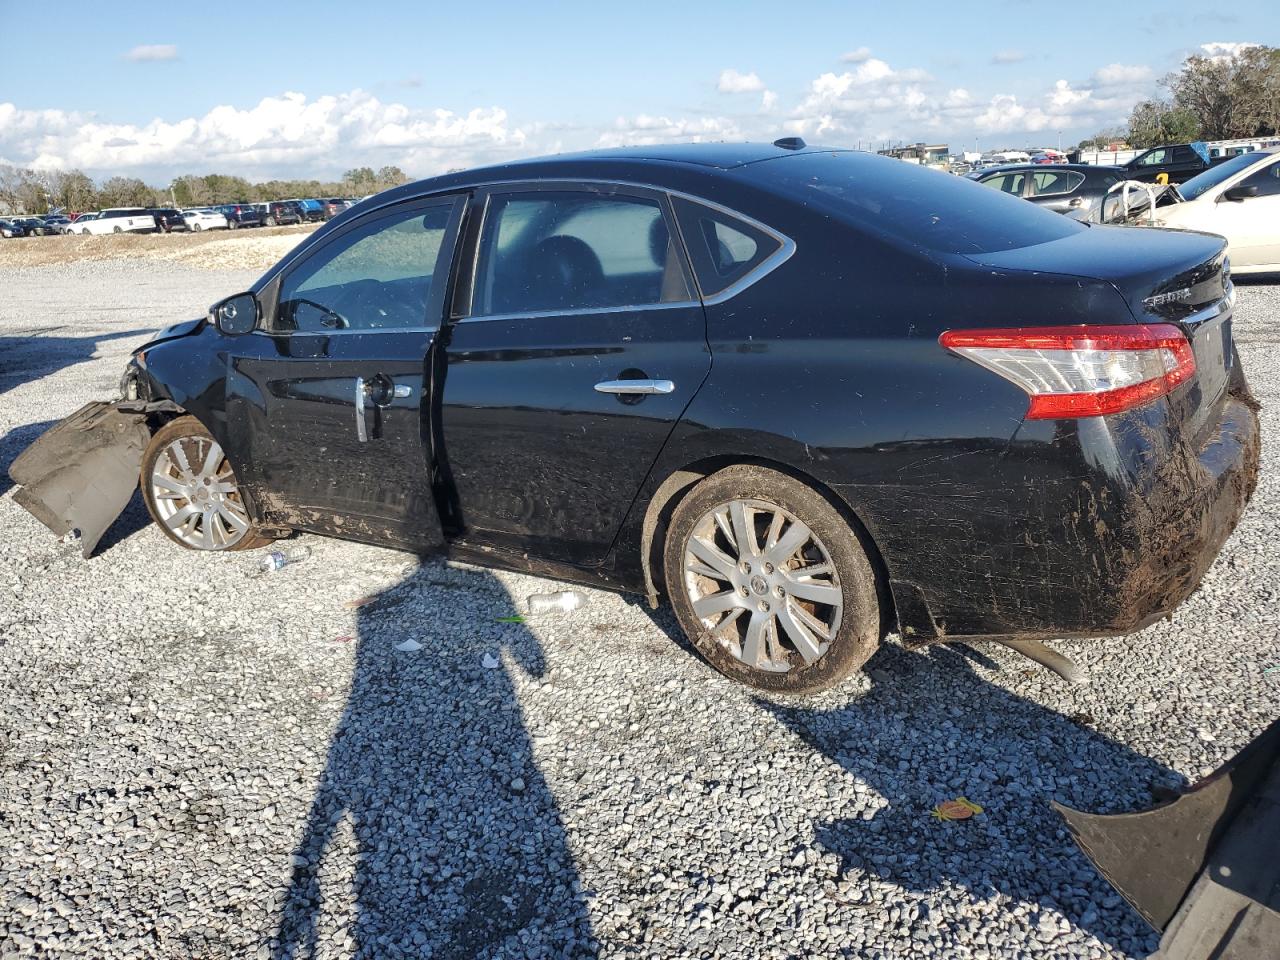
0, 224, 318, 272
1, 259, 1278, 959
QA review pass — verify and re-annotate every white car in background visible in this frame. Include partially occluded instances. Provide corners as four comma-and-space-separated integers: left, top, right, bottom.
181, 208, 229, 232
1152, 147, 1280, 274
72, 208, 156, 235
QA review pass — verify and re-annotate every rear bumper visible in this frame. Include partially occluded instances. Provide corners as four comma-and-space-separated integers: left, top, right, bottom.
864, 391, 1260, 643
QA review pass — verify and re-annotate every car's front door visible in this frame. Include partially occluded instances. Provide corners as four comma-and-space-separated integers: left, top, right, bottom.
225, 195, 465, 550
1211, 157, 1280, 268
438, 183, 711, 566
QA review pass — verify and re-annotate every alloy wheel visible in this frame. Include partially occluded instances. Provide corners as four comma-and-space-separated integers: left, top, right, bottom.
682, 498, 842, 673
148, 436, 251, 549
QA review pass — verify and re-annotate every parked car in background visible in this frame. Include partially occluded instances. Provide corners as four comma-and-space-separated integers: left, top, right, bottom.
0, 219, 26, 238
323, 198, 352, 218
1122, 141, 1229, 184
149, 208, 189, 233
14, 141, 1259, 696
1149, 147, 1280, 274
14, 216, 58, 236
62, 213, 98, 234
41, 215, 71, 231
969, 163, 1127, 221
254, 201, 302, 227
292, 198, 326, 222
72, 208, 156, 235
217, 203, 263, 229
181, 208, 229, 232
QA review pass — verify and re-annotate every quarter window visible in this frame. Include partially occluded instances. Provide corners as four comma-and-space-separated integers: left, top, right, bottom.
671, 196, 783, 298
473, 192, 691, 315
276, 200, 459, 333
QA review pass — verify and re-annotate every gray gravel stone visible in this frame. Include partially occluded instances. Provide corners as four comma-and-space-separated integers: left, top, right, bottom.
1, 262, 1278, 959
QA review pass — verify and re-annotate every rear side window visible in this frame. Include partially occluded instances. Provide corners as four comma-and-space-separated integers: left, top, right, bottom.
979, 172, 1026, 195
473, 191, 691, 316
1030, 171, 1084, 196
761, 151, 1083, 255
670, 196, 783, 298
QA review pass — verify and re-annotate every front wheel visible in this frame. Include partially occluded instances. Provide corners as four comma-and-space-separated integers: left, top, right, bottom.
265, 215, 276, 227
141, 416, 272, 551
663, 465, 881, 694
228, 219, 238, 230
192, 223, 202, 232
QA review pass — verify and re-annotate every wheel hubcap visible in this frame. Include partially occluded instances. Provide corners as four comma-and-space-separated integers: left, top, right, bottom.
149, 436, 250, 549
683, 498, 842, 673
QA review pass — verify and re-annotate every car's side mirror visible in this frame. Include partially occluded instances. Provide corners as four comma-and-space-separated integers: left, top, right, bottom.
1221, 184, 1259, 202
210, 292, 258, 336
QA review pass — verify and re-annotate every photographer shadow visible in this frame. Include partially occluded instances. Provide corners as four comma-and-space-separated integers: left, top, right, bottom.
761, 642, 1179, 958
271, 565, 598, 959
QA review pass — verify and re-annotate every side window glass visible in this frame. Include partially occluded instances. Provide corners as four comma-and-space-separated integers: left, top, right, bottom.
276, 200, 458, 333
1242, 162, 1280, 197
473, 192, 690, 316
1138, 149, 1167, 166
1032, 171, 1083, 196
671, 196, 784, 299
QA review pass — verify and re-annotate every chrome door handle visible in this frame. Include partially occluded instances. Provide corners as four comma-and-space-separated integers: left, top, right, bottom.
593, 379, 675, 395
355, 376, 368, 443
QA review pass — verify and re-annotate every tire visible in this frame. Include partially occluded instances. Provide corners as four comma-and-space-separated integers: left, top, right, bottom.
141, 416, 273, 552
265, 216, 276, 227
113, 225, 123, 233
228, 219, 238, 230
81, 228, 90, 235
663, 465, 881, 694
192, 223, 202, 232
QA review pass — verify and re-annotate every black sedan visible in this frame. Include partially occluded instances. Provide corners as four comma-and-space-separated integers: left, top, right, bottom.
10, 141, 1259, 694
967, 163, 1126, 220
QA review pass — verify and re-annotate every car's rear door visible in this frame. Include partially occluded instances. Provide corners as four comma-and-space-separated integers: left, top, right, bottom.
224, 195, 465, 550
438, 182, 710, 566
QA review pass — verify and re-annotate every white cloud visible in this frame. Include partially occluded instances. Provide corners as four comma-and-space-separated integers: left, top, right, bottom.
717, 69, 765, 94
124, 44, 178, 62
991, 50, 1025, 65
1091, 63, 1152, 85
0, 91, 527, 180
1199, 41, 1260, 61
761, 90, 778, 111
840, 46, 872, 63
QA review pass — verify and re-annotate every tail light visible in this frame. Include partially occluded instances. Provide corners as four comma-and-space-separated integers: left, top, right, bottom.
939, 324, 1196, 419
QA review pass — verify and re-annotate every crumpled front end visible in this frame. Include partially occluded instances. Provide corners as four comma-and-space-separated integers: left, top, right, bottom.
8, 401, 152, 557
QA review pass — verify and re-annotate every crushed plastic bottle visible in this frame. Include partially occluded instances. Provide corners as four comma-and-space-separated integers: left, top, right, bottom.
245, 545, 312, 578
525, 590, 586, 616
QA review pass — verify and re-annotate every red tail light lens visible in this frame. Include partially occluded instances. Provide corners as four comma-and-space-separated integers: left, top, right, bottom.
939, 324, 1196, 419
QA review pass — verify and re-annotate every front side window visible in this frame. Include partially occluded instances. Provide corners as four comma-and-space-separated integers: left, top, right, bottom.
1240, 158, 1280, 197
1137, 149, 1169, 166
670, 196, 783, 299
980, 172, 1026, 195
473, 191, 691, 316
276, 200, 459, 333
1031, 171, 1084, 196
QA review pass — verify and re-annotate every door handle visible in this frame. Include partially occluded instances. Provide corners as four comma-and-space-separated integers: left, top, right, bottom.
355, 376, 368, 443
594, 379, 676, 395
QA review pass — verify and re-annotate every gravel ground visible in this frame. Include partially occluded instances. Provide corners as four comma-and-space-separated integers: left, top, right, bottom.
1, 261, 1277, 959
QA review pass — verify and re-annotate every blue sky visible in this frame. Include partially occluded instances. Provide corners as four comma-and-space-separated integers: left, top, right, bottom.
0, 0, 1274, 182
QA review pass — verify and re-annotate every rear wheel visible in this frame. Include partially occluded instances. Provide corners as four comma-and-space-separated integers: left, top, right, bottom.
228, 219, 238, 230
192, 223, 203, 232
663, 465, 881, 694
265, 215, 277, 227
141, 416, 271, 551
113, 225, 123, 233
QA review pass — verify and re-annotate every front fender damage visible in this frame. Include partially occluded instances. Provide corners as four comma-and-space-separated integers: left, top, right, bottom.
8, 401, 153, 557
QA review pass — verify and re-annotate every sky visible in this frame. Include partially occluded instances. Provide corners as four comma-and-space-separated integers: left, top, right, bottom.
0, 0, 1275, 184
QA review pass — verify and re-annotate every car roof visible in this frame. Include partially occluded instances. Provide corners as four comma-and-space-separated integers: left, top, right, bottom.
978, 163, 1121, 174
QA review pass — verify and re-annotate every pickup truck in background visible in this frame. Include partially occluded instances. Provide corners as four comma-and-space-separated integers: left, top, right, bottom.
1122, 141, 1230, 184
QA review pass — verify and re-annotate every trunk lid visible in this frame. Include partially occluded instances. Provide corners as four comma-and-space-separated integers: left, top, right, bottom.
965, 224, 1233, 439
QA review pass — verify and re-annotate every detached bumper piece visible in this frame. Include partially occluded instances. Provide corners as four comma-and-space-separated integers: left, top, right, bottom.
1054, 718, 1280, 959
8, 401, 151, 558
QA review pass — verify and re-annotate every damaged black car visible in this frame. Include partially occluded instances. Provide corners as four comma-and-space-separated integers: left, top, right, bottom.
10, 141, 1260, 694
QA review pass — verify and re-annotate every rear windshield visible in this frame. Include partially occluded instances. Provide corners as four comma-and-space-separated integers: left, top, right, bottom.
755, 151, 1084, 255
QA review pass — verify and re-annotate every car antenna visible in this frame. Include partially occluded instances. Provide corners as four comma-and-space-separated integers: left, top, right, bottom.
772, 136, 806, 150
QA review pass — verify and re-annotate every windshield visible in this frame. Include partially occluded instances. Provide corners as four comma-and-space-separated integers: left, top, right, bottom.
756, 151, 1082, 255
1179, 152, 1267, 201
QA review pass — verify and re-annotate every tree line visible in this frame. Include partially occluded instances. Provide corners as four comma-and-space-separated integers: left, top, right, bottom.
0, 165, 410, 215
1080, 44, 1280, 150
